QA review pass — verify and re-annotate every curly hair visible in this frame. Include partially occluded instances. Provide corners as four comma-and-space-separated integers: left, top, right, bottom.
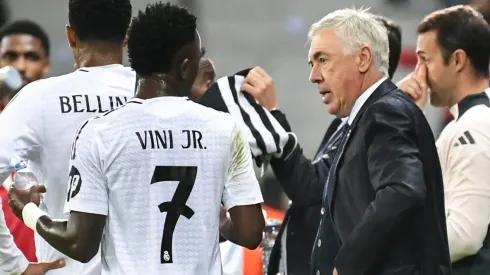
68, 0, 132, 44
127, 2, 197, 76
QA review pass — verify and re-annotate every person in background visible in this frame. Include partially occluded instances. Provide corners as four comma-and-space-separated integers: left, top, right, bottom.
0, 20, 50, 91
190, 57, 285, 275
241, 16, 402, 275
0, 19, 50, 265
398, 5, 490, 274
190, 55, 215, 102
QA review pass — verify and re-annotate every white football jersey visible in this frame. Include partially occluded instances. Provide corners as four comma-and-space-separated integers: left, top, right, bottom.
64, 97, 263, 275
0, 64, 136, 274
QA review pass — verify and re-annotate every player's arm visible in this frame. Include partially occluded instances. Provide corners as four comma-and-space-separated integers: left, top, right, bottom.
444, 126, 490, 263
0, 83, 44, 183
0, 196, 29, 274
9, 120, 107, 263
33, 212, 105, 263
220, 122, 265, 249
2, 189, 66, 274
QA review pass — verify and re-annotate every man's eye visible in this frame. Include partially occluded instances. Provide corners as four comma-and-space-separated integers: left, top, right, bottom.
320, 58, 327, 64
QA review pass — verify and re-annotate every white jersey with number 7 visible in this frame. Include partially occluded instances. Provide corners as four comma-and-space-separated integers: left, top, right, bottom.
64, 96, 264, 275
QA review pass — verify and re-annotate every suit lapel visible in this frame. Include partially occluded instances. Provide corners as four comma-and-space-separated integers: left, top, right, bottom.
326, 79, 398, 210
326, 126, 351, 209
350, 79, 397, 128
314, 118, 342, 159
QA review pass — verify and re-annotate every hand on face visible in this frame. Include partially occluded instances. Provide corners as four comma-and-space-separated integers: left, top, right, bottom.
396, 63, 430, 109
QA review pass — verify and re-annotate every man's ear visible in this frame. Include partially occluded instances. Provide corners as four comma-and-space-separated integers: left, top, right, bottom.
180, 58, 190, 80
65, 25, 76, 49
357, 45, 372, 74
451, 49, 467, 73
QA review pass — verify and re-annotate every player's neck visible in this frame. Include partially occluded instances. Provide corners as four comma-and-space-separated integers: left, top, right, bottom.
75, 44, 123, 69
135, 75, 181, 99
451, 76, 489, 106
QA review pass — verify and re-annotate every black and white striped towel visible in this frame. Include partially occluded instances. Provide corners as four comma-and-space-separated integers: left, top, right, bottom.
199, 68, 297, 167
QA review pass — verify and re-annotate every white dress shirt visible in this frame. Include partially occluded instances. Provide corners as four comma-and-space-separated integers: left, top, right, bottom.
347, 77, 387, 125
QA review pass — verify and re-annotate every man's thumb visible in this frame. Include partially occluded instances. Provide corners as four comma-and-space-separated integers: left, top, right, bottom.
41, 259, 66, 272
34, 185, 47, 194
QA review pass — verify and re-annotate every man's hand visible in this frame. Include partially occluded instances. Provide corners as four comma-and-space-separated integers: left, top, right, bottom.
21, 260, 65, 275
8, 185, 47, 220
396, 63, 429, 110
241, 66, 277, 110
333, 268, 338, 275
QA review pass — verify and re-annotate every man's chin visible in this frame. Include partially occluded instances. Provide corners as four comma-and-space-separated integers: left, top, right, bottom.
325, 104, 339, 116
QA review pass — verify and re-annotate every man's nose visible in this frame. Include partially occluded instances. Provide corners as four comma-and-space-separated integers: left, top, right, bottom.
309, 65, 322, 84
12, 57, 27, 74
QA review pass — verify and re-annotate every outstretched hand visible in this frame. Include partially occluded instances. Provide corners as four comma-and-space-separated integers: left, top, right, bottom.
22, 259, 65, 275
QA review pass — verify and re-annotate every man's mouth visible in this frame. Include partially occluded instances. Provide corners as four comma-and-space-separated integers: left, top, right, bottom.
321, 91, 331, 103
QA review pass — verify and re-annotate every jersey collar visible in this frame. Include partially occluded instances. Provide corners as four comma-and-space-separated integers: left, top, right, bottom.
450, 89, 490, 120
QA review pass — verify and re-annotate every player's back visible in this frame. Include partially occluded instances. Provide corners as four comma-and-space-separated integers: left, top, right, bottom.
0, 64, 135, 274
83, 97, 234, 274
24, 65, 135, 219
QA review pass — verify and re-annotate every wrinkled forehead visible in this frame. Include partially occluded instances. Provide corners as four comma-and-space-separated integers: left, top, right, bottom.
308, 29, 342, 60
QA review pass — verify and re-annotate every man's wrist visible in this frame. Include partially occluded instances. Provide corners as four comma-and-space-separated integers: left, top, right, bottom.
22, 202, 48, 231
17, 255, 29, 275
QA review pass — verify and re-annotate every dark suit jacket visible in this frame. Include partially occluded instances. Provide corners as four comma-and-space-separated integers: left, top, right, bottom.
267, 111, 341, 275
311, 79, 451, 275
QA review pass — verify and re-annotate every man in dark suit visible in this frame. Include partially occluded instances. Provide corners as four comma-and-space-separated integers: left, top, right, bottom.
242, 17, 402, 275
306, 8, 450, 275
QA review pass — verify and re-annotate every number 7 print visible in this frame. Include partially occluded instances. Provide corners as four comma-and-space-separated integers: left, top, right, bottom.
150, 165, 197, 264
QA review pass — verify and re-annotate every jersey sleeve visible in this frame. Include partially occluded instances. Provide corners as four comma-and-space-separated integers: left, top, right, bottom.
0, 197, 29, 274
222, 122, 264, 210
64, 119, 108, 216
0, 82, 44, 183
444, 124, 490, 262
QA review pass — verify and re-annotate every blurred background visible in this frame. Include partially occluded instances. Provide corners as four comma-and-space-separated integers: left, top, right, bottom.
2, 0, 474, 209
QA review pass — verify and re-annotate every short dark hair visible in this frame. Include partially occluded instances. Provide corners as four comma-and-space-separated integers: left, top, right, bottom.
418, 5, 490, 77
376, 17, 402, 79
127, 2, 197, 76
0, 20, 50, 56
68, 0, 132, 44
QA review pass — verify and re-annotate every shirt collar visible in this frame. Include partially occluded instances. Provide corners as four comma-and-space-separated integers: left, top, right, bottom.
347, 77, 387, 125
77, 64, 125, 72
450, 88, 490, 120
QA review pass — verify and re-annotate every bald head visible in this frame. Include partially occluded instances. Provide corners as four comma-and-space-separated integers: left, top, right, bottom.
190, 57, 216, 101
